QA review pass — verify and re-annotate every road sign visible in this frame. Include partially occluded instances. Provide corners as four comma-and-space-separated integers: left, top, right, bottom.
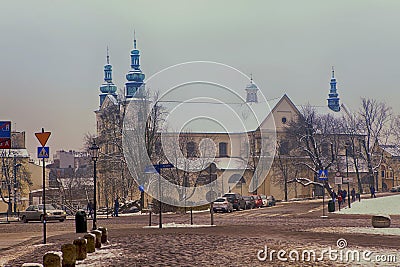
0, 121, 11, 149
156, 163, 174, 169
139, 185, 145, 192
342, 177, 353, 183
335, 176, 343, 185
37, 147, 50, 158
318, 170, 328, 180
35, 131, 51, 147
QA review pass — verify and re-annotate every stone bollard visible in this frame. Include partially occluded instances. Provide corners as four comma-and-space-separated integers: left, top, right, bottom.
372, 214, 391, 228
73, 237, 87, 260
43, 251, 62, 267
83, 233, 96, 253
61, 243, 76, 267
97, 227, 108, 243
91, 230, 102, 249
22, 264, 44, 267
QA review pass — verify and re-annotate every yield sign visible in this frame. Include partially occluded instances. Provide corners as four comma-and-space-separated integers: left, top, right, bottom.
35, 131, 51, 147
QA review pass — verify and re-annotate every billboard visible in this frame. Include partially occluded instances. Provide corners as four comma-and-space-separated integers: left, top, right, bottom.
0, 121, 11, 149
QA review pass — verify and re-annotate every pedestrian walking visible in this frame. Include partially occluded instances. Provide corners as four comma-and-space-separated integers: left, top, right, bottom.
114, 197, 119, 217
351, 188, 356, 202
370, 186, 376, 198
87, 200, 94, 218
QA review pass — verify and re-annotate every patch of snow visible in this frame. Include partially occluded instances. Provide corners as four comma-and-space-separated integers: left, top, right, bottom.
144, 222, 215, 228
307, 226, 400, 236
336, 194, 400, 215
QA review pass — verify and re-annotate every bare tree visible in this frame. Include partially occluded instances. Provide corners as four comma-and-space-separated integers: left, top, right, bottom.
285, 105, 339, 196
358, 98, 392, 191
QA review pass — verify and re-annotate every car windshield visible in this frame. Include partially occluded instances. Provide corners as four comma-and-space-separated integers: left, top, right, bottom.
38, 204, 56, 210
215, 198, 226, 202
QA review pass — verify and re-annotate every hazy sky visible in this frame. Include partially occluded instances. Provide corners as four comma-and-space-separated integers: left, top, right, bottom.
1, 0, 400, 157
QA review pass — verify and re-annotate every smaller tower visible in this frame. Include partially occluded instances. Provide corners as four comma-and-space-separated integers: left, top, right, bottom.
99, 47, 117, 107
327, 66, 340, 112
245, 74, 258, 103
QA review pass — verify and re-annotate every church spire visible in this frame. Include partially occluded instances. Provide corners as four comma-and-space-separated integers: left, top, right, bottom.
245, 74, 258, 103
327, 66, 340, 112
99, 47, 117, 107
125, 32, 145, 98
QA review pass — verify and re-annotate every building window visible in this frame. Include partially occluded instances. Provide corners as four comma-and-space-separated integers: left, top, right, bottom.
186, 141, 197, 157
281, 117, 287, 124
279, 141, 289, 155
219, 142, 228, 157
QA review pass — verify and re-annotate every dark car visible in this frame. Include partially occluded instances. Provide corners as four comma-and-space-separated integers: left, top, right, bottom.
222, 193, 246, 211
390, 186, 400, 192
243, 196, 256, 209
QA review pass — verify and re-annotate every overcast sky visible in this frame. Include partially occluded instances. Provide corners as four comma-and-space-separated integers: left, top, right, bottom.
1, 0, 400, 157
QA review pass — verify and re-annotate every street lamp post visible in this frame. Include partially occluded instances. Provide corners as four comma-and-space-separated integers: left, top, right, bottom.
345, 146, 351, 208
89, 140, 99, 230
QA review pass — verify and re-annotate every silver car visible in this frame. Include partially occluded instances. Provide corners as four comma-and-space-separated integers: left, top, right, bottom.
213, 197, 233, 213
20, 204, 67, 223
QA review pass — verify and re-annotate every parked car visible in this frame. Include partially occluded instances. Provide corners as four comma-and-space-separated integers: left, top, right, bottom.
222, 193, 246, 211
243, 196, 256, 209
252, 195, 263, 208
20, 204, 67, 223
259, 195, 269, 207
267, 195, 276, 206
390, 186, 400, 192
213, 197, 233, 213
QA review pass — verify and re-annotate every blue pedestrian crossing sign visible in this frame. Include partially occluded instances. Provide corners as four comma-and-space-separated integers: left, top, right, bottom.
37, 147, 50, 158
318, 169, 328, 180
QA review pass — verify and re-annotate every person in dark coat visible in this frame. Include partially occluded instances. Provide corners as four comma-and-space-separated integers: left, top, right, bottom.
87, 200, 94, 218
351, 188, 356, 202
114, 197, 120, 217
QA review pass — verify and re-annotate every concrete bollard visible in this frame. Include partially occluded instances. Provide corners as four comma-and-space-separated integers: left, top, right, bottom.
22, 264, 44, 267
372, 214, 391, 228
91, 230, 102, 249
61, 243, 76, 267
73, 237, 87, 260
83, 233, 96, 253
97, 227, 108, 243
43, 251, 62, 267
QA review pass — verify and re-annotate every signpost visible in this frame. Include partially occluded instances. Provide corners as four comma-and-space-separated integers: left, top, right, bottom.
318, 169, 328, 218
35, 128, 51, 244
145, 163, 174, 228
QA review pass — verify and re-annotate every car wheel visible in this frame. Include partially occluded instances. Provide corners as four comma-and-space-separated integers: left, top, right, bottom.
22, 216, 28, 223
59, 218, 65, 222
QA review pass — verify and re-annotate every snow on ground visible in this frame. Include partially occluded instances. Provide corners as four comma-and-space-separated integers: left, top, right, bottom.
336, 194, 400, 216
306, 226, 400, 236
144, 222, 215, 228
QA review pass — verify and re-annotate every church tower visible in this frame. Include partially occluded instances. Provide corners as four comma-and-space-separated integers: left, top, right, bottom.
99, 47, 117, 107
245, 74, 258, 103
125, 32, 145, 98
327, 67, 340, 112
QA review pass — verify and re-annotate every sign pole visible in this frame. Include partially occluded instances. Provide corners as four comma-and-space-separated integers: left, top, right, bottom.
35, 128, 51, 244
42, 155, 46, 244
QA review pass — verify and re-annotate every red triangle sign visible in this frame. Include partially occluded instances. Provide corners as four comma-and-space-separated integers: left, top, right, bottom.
35, 132, 51, 147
